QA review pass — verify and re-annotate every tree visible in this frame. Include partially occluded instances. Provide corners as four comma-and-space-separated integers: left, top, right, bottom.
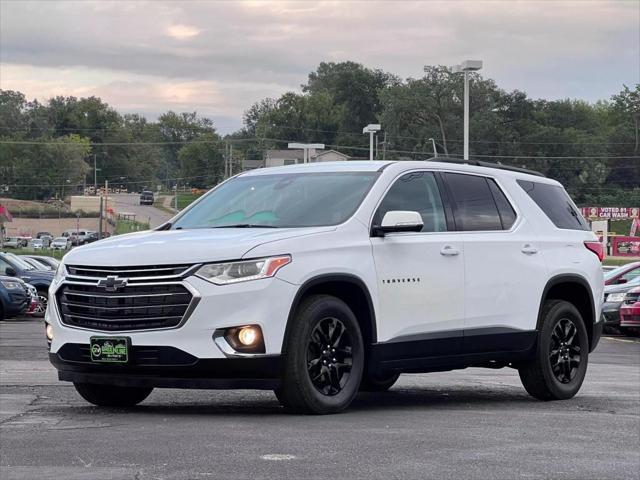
177, 132, 224, 188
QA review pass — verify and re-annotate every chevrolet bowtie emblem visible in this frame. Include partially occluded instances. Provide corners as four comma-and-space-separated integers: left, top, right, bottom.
97, 275, 128, 292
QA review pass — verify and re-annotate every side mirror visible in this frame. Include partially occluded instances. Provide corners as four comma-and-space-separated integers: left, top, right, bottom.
5, 267, 16, 277
372, 211, 424, 237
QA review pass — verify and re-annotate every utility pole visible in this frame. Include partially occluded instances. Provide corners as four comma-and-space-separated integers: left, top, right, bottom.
229, 143, 234, 176
98, 196, 103, 240
382, 131, 387, 161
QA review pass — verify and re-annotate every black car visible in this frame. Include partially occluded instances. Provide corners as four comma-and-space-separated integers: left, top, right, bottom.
0, 275, 29, 320
0, 252, 54, 317
139, 190, 154, 205
84, 231, 111, 243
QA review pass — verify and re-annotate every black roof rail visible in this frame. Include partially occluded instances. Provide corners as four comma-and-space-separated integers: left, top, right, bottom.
427, 157, 546, 177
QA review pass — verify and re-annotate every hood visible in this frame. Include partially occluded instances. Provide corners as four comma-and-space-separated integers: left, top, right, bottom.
604, 281, 640, 294
62, 227, 334, 266
19, 270, 54, 281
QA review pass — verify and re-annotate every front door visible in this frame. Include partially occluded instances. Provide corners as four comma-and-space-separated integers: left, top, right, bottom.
370, 171, 465, 355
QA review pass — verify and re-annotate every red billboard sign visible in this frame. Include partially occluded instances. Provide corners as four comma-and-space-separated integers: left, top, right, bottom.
581, 207, 640, 220
611, 236, 640, 257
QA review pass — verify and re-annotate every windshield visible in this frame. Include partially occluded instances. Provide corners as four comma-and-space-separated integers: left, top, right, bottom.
172, 172, 379, 229
5, 253, 34, 270
604, 264, 639, 281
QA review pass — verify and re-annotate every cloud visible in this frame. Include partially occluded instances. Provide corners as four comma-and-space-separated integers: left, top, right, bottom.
166, 24, 201, 41
0, 0, 637, 134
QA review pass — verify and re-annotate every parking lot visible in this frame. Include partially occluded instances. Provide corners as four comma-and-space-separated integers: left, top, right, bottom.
0, 318, 638, 480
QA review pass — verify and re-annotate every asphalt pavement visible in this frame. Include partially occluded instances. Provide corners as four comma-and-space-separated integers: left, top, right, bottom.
109, 193, 173, 229
1, 318, 638, 480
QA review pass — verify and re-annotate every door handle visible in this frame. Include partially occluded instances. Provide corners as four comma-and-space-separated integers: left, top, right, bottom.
440, 245, 460, 256
521, 244, 538, 255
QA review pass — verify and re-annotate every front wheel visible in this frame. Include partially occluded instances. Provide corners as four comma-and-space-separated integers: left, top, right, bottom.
519, 300, 589, 401
33, 290, 48, 317
275, 295, 364, 414
74, 383, 153, 407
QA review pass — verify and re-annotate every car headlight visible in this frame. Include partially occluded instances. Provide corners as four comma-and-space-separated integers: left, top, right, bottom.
196, 255, 291, 285
51, 263, 67, 286
0, 280, 23, 290
606, 293, 626, 303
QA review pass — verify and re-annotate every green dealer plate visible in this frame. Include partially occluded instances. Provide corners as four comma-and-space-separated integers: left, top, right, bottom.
90, 337, 130, 364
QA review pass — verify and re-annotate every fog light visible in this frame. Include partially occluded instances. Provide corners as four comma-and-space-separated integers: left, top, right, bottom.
238, 326, 259, 346
45, 323, 54, 341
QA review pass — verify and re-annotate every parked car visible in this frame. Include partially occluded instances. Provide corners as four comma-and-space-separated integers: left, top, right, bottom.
26, 255, 60, 270
69, 230, 93, 246
601, 276, 640, 333
47, 160, 605, 413
139, 190, 154, 205
2, 237, 21, 248
24, 282, 39, 316
619, 287, 640, 334
84, 231, 111, 243
604, 261, 640, 286
36, 231, 53, 239
0, 251, 53, 317
51, 237, 71, 250
20, 256, 52, 271
0, 275, 29, 320
29, 239, 44, 250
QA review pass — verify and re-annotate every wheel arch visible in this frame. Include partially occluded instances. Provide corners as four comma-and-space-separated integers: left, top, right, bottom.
538, 274, 597, 351
281, 274, 377, 356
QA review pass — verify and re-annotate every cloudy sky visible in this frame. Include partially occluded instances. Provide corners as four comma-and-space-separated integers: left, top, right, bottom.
1, 0, 638, 134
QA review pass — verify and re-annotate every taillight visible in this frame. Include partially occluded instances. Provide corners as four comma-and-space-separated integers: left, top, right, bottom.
584, 241, 604, 262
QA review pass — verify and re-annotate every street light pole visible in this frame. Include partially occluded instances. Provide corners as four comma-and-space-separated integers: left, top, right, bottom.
450, 60, 483, 160
362, 124, 381, 160
288, 143, 325, 164
428, 138, 438, 158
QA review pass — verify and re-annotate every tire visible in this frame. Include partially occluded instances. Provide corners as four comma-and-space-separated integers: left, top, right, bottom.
519, 300, 589, 401
275, 295, 364, 414
74, 383, 153, 407
360, 371, 400, 392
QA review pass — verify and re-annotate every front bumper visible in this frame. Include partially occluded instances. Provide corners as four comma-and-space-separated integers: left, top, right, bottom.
601, 302, 622, 326
47, 275, 299, 360
50, 345, 282, 390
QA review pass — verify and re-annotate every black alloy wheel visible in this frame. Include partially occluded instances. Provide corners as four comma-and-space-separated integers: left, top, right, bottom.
307, 317, 353, 396
549, 317, 581, 384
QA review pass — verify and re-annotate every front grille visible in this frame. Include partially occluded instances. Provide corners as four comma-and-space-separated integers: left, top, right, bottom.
57, 283, 194, 331
66, 264, 195, 281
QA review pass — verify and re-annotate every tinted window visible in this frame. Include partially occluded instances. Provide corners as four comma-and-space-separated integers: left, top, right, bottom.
488, 179, 517, 229
444, 173, 503, 231
517, 180, 589, 230
374, 171, 447, 232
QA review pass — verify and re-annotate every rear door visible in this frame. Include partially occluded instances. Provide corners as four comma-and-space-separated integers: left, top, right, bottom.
370, 170, 464, 351
441, 172, 547, 354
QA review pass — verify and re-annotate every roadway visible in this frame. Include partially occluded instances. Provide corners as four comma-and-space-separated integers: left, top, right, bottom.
1, 318, 639, 480
108, 193, 174, 229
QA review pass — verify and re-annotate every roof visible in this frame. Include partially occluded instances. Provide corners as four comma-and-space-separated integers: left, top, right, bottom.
241, 159, 561, 184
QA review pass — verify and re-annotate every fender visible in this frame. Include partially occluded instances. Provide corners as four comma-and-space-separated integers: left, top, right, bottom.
537, 273, 596, 327
281, 273, 378, 354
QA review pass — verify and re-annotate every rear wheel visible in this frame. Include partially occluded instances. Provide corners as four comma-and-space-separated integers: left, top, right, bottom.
360, 371, 400, 392
519, 300, 589, 401
275, 295, 364, 414
74, 383, 153, 407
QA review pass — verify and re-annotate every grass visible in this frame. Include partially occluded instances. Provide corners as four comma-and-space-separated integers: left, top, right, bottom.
603, 257, 639, 267
7, 247, 67, 259
177, 193, 203, 210
115, 219, 150, 235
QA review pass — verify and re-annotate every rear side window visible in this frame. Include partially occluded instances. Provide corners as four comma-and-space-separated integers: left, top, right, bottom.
444, 173, 515, 231
517, 180, 589, 231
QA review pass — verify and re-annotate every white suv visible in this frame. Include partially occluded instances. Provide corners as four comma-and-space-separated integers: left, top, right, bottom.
47, 160, 605, 414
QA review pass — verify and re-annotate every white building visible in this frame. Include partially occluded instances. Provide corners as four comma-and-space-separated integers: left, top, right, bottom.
264, 149, 350, 168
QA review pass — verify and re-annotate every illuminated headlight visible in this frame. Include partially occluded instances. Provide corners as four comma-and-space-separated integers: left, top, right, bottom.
606, 293, 626, 303
0, 280, 23, 290
51, 263, 67, 286
196, 256, 291, 285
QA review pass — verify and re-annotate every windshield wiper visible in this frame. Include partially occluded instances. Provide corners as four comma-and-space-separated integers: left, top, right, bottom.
211, 224, 279, 229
